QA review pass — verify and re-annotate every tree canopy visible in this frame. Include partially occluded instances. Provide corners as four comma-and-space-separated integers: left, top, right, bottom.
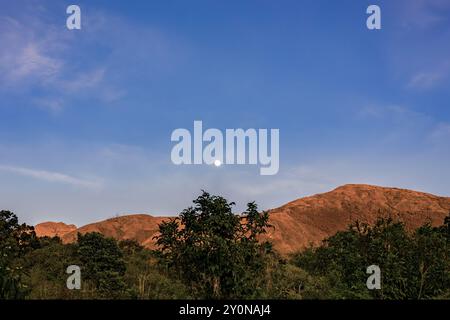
155, 191, 273, 299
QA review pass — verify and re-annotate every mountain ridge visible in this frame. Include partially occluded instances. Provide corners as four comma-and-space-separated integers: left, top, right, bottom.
35, 184, 450, 254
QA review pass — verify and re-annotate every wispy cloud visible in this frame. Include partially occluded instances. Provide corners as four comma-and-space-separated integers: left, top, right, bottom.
8, 43, 63, 82
60, 68, 106, 93
0, 13, 123, 111
407, 61, 450, 90
0, 3, 184, 114
408, 72, 443, 89
0, 165, 102, 189
0, 17, 64, 86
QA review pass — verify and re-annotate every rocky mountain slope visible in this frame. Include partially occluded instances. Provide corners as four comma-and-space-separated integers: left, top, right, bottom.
35, 184, 450, 254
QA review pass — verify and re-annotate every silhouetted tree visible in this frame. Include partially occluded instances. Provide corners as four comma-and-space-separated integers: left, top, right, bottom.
155, 191, 272, 298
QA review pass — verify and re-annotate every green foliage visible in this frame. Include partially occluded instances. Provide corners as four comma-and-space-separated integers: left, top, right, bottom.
155, 191, 273, 299
0, 210, 38, 299
411, 223, 450, 299
20, 237, 80, 299
293, 215, 450, 299
120, 241, 191, 299
77, 232, 128, 298
18, 235, 191, 299
258, 253, 335, 299
1, 202, 449, 300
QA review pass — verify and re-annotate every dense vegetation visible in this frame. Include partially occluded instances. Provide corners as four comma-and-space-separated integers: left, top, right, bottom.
293, 217, 450, 299
0, 192, 449, 299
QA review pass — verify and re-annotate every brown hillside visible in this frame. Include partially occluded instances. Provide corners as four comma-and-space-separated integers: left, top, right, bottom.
34, 222, 77, 238
61, 214, 166, 250
34, 184, 450, 255
266, 184, 450, 254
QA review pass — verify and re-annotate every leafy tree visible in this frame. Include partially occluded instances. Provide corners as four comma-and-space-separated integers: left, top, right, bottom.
155, 191, 272, 299
77, 232, 128, 298
412, 222, 450, 299
0, 210, 38, 299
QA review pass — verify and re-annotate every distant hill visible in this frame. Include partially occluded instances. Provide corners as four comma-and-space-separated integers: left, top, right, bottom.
265, 184, 450, 254
35, 184, 450, 255
61, 214, 166, 250
35, 221, 77, 238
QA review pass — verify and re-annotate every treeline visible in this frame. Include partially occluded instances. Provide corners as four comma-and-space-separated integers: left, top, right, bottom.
1, 192, 449, 299
293, 216, 450, 299
0, 211, 188, 299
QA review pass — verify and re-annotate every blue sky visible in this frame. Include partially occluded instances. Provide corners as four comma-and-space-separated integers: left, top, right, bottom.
1, 0, 450, 225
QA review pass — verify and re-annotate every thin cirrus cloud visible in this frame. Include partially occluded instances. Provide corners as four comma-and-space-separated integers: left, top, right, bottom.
407, 61, 450, 90
0, 16, 64, 86
0, 164, 102, 190
408, 72, 443, 89
0, 5, 182, 112
0, 14, 123, 110
60, 68, 106, 93
7, 43, 63, 82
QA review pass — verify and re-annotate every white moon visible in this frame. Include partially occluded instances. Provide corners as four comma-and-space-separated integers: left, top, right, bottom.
214, 160, 222, 167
